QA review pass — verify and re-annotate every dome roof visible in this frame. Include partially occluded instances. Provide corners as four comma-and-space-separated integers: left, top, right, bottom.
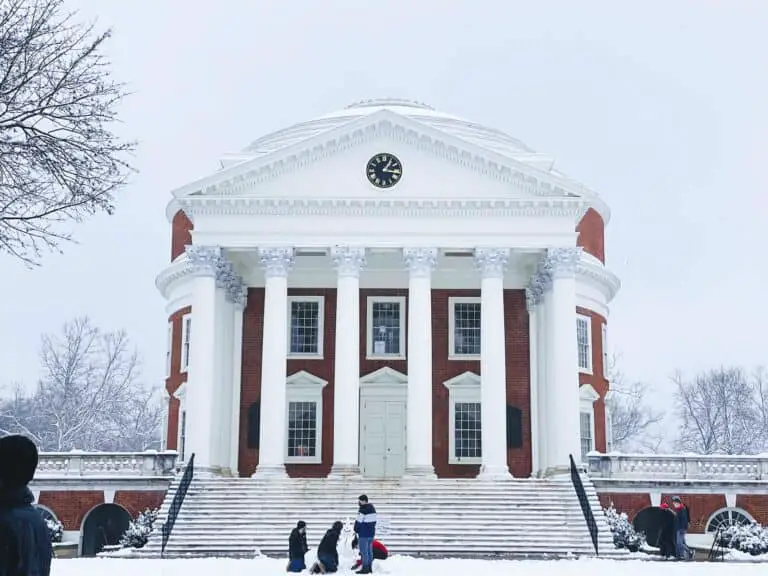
239, 98, 538, 161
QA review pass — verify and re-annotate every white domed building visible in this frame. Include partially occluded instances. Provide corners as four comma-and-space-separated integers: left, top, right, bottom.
157, 98, 620, 481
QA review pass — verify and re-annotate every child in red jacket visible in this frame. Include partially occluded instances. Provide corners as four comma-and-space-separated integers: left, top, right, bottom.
351, 535, 388, 569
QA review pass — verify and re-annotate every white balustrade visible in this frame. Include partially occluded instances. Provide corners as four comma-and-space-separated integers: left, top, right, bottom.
588, 453, 768, 481
35, 451, 178, 477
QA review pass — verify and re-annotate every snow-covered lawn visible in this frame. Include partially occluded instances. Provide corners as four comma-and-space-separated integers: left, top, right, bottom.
50, 557, 768, 576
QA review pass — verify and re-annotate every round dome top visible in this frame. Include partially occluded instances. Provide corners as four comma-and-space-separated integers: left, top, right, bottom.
240, 98, 537, 160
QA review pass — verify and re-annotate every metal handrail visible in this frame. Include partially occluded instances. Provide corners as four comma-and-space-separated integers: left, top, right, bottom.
569, 454, 599, 555
161, 453, 195, 557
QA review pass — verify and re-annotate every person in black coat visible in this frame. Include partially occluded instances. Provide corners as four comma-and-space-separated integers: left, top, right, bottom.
0, 434, 53, 576
310, 521, 343, 574
287, 520, 309, 572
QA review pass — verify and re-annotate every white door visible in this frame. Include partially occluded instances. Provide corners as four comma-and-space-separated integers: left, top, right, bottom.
360, 398, 406, 478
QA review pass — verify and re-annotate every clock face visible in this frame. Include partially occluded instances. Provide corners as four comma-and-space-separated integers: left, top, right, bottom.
366, 153, 402, 188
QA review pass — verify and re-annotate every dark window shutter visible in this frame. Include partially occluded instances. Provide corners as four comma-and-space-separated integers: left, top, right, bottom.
506, 405, 523, 449
247, 401, 261, 449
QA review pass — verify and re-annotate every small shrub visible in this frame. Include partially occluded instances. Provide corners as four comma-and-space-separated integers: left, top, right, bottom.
604, 505, 643, 552
119, 508, 159, 549
45, 517, 63, 543
716, 523, 768, 556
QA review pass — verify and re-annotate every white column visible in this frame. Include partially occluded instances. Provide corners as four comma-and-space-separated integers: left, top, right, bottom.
253, 247, 294, 477
185, 245, 222, 475
535, 279, 549, 476
525, 288, 539, 476
212, 266, 231, 473
329, 246, 366, 476
543, 247, 582, 475
474, 248, 512, 480
229, 285, 246, 477
403, 247, 437, 478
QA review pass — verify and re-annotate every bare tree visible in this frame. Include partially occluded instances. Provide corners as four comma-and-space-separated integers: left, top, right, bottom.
0, 0, 135, 265
605, 355, 664, 453
0, 316, 161, 451
673, 366, 765, 455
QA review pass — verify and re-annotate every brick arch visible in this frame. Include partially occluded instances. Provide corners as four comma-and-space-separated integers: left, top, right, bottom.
37, 490, 104, 531
79, 502, 131, 556
577, 208, 605, 263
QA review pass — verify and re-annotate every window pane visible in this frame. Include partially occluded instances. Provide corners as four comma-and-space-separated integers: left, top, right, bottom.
180, 411, 187, 461
577, 318, 590, 370
288, 401, 317, 458
580, 412, 592, 460
371, 301, 400, 355
455, 402, 482, 459
454, 302, 481, 355
290, 301, 320, 354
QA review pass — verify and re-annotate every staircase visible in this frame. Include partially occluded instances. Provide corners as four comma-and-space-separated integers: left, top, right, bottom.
137, 474, 625, 559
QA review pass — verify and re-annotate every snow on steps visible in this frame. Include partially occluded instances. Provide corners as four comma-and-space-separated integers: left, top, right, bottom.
135, 475, 624, 559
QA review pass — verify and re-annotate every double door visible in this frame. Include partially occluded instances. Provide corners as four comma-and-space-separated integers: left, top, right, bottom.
359, 398, 406, 478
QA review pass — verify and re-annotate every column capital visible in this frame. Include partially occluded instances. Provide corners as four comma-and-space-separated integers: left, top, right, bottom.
215, 258, 235, 290
403, 247, 437, 278
546, 247, 581, 280
473, 247, 510, 279
525, 287, 537, 313
259, 247, 294, 278
186, 245, 221, 277
331, 246, 366, 278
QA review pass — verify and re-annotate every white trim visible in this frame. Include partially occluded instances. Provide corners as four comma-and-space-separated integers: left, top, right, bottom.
579, 384, 600, 458
286, 296, 325, 359
576, 313, 593, 374
34, 503, 58, 521
366, 295, 407, 360
360, 366, 409, 387
285, 370, 328, 464
448, 296, 482, 360
705, 507, 756, 532
165, 322, 173, 378
443, 372, 482, 465
160, 390, 170, 452
180, 313, 192, 373
601, 323, 608, 378
173, 382, 187, 461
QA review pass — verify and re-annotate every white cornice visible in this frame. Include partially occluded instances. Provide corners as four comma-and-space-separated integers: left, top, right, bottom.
177, 196, 589, 220
156, 255, 193, 299
165, 111, 611, 224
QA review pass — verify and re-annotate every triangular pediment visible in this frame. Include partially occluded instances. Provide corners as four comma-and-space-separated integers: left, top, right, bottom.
360, 366, 408, 385
172, 109, 588, 205
443, 371, 481, 390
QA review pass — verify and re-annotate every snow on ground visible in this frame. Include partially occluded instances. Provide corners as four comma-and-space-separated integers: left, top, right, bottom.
50, 556, 768, 576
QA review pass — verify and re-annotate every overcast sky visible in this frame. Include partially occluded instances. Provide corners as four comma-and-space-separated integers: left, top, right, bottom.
2, 0, 766, 447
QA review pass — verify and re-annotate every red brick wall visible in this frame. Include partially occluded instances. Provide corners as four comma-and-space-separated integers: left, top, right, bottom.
597, 492, 651, 522
114, 491, 166, 517
237, 287, 533, 478
165, 306, 191, 449
576, 208, 605, 263
286, 288, 338, 478
38, 491, 104, 530
736, 495, 768, 526
577, 307, 609, 452
171, 210, 193, 261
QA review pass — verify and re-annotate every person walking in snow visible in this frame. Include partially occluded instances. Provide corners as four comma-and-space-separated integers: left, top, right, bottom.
0, 434, 53, 576
287, 520, 309, 572
670, 496, 692, 560
353, 494, 377, 574
310, 521, 343, 574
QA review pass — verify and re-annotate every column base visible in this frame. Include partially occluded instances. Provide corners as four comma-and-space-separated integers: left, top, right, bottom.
328, 464, 362, 479
403, 465, 437, 480
251, 464, 288, 479
477, 464, 513, 481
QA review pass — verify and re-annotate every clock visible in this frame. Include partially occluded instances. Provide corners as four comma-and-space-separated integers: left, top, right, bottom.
366, 153, 402, 188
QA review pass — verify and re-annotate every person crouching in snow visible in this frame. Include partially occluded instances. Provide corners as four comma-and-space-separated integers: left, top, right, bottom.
287, 520, 309, 572
310, 521, 343, 574
351, 535, 388, 570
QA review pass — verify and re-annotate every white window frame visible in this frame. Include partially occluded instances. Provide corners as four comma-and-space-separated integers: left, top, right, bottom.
161, 390, 170, 451
287, 296, 325, 359
705, 507, 756, 532
173, 382, 187, 461
180, 314, 192, 373
448, 296, 482, 360
601, 323, 608, 378
366, 296, 406, 360
165, 322, 173, 378
285, 370, 328, 464
579, 383, 600, 460
604, 390, 615, 453
443, 371, 482, 465
576, 313, 593, 374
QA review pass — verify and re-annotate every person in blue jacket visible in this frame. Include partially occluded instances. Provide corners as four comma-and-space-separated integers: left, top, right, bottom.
353, 494, 377, 574
670, 496, 691, 560
0, 434, 52, 576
